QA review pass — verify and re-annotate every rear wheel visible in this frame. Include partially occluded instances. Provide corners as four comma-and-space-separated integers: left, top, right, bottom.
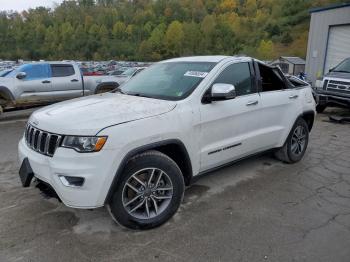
275, 118, 309, 163
108, 150, 185, 230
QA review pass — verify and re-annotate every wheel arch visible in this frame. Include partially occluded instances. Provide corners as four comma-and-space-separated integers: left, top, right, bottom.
301, 110, 315, 131
279, 110, 315, 149
0, 86, 15, 105
104, 139, 193, 204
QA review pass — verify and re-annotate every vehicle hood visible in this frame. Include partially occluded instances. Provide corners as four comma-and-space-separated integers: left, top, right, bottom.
29, 93, 177, 135
325, 71, 350, 80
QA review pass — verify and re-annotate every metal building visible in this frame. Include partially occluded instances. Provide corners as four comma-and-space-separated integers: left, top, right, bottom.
305, 3, 350, 85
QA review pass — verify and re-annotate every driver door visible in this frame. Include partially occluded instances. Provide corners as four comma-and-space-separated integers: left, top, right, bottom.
199, 62, 262, 172
16, 63, 52, 103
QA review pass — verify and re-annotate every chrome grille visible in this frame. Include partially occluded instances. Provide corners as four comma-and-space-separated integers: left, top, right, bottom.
326, 80, 350, 95
24, 124, 62, 157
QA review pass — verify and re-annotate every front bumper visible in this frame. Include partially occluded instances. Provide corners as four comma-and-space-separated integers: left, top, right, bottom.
315, 90, 350, 107
18, 137, 118, 209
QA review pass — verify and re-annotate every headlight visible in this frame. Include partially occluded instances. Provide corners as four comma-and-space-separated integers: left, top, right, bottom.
61, 136, 107, 152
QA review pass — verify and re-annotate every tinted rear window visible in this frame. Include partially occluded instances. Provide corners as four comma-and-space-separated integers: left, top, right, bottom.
51, 65, 75, 77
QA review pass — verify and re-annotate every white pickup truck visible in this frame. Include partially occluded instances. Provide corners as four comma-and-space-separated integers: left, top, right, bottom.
0, 62, 132, 114
18, 56, 316, 229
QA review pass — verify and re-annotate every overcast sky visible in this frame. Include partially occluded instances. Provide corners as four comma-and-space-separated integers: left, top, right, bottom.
0, 0, 64, 12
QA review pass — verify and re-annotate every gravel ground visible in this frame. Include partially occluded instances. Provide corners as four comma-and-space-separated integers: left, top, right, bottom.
0, 108, 349, 262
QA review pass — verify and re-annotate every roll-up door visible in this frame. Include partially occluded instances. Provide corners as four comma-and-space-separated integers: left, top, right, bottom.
324, 25, 350, 73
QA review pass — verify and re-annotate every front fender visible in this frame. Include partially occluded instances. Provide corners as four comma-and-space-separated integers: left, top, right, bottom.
103, 138, 192, 204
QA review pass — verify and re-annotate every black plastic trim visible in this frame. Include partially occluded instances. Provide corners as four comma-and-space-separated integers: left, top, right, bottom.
191, 111, 314, 184
192, 148, 276, 184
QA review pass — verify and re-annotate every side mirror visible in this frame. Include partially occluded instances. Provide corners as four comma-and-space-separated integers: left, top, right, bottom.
211, 83, 236, 101
329, 67, 335, 72
16, 72, 27, 80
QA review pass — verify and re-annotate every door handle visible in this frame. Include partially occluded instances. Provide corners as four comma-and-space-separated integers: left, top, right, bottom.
42, 80, 51, 84
246, 100, 258, 106
289, 94, 299, 99
71, 79, 79, 82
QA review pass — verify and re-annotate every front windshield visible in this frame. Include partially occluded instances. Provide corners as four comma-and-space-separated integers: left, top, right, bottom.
121, 62, 216, 100
120, 68, 137, 76
333, 58, 350, 73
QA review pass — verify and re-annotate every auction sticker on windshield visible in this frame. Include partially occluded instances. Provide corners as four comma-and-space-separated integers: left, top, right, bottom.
184, 71, 209, 78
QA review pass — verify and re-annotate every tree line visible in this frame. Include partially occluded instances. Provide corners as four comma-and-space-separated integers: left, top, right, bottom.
0, 0, 342, 61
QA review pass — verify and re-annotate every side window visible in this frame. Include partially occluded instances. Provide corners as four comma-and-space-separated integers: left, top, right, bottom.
213, 63, 254, 96
258, 63, 286, 92
51, 65, 75, 77
22, 64, 50, 80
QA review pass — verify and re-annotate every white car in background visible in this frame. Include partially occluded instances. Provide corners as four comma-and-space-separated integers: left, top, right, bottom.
18, 56, 316, 229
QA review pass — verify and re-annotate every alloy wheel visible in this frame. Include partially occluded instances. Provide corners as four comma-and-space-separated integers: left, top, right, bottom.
291, 125, 307, 155
122, 168, 173, 220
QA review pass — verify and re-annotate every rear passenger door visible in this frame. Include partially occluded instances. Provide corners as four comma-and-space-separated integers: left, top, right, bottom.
256, 62, 300, 148
49, 64, 82, 100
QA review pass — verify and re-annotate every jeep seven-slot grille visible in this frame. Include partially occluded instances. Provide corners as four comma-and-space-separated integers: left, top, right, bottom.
326, 80, 350, 95
25, 124, 62, 157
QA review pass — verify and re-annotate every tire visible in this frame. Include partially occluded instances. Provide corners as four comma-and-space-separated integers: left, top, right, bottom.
108, 150, 185, 230
274, 118, 309, 164
316, 104, 327, 113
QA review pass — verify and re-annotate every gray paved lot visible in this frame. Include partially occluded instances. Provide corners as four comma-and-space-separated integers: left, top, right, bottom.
0, 108, 349, 262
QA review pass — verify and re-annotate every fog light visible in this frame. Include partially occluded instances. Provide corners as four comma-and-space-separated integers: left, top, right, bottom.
58, 175, 84, 187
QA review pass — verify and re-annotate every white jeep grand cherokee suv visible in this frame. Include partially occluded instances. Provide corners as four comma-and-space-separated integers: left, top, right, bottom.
18, 56, 316, 229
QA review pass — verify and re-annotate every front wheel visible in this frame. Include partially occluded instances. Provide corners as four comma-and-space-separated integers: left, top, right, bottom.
275, 118, 309, 163
108, 150, 185, 230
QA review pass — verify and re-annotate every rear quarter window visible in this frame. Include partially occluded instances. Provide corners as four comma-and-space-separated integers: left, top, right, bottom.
51, 65, 75, 77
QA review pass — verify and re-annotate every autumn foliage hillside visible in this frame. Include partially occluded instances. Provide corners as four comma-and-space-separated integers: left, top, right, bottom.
0, 0, 344, 61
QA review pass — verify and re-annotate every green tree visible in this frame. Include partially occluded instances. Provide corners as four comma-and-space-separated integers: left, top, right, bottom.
112, 21, 126, 39
257, 39, 274, 59
164, 20, 184, 57
0, 0, 343, 61
183, 22, 201, 55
